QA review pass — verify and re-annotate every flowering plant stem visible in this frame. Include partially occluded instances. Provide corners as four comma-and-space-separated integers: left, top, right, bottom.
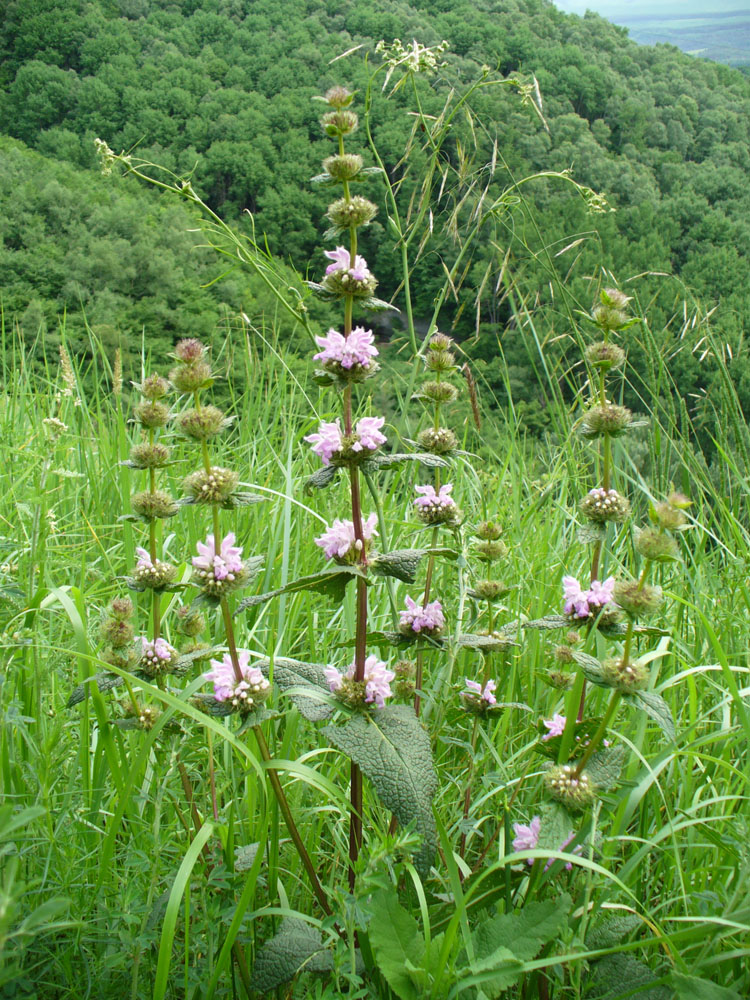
192, 387, 330, 916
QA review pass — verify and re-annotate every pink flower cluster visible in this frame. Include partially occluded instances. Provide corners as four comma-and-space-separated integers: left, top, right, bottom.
562, 575, 615, 619
204, 650, 270, 707
314, 514, 378, 560
413, 483, 456, 512
324, 246, 372, 282
400, 596, 445, 634
542, 713, 567, 740
325, 655, 395, 709
135, 547, 155, 570
313, 327, 378, 371
511, 816, 582, 870
464, 678, 497, 705
140, 637, 174, 662
305, 416, 387, 466
192, 533, 244, 582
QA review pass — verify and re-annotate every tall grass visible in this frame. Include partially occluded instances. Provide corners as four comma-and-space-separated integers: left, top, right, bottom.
0, 293, 748, 997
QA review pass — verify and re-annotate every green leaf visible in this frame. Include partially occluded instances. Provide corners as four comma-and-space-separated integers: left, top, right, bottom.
363, 452, 449, 472
456, 633, 516, 651
467, 895, 571, 996
535, 802, 575, 853
324, 705, 437, 875
358, 295, 399, 312
237, 566, 363, 611
174, 646, 224, 673
366, 890, 424, 1000
571, 650, 609, 686
304, 465, 340, 493
67, 671, 123, 707
524, 614, 570, 630
628, 690, 676, 741
671, 974, 741, 1000
585, 914, 641, 951
251, 918, 333, 992
192, 693, 235, 717
220, 491, 265, 509
370, 548, 451, 584
236, 705, 278, 734
587, 953, 670, 999
584, 745, 625, 791
256, 656, 333, 721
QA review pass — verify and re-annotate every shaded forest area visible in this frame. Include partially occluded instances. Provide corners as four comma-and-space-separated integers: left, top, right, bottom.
2, 0, 750, 431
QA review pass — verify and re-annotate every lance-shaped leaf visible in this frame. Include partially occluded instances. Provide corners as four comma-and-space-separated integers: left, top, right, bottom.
251, 918, 333, 992
362, 452, 449, 472
524, 614, 570, 631
627, 690, 676, 741
599, 621, 669, 638
256, 657, 334, 721
237, 566, 364, 612
174, 646, 224, 674
67, 671, 126, 708
366, 891, 424, 1000
304, 465, 340, 493
571, 650, 609, 686
456, 632, 517, 651
192, 693, 236, 717
371, 547, 458, 584
324, 705, 438, 875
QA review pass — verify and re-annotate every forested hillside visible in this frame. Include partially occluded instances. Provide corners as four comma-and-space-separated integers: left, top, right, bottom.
2, 0, 750, 423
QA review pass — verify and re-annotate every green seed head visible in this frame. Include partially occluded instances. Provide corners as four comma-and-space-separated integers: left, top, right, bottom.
322, 153, 363, 181
545, 764, 596, 810
170, 360, 213, 393
183, 466, 239, 504
326, 195, 377, 229
141, 374, 170, 400
321, 109, 358, 137
417, 426, 457, 455
131, 490, 179, 521
134, 400, 169, 429
129, 442, 171, 469
635, 527, 679, 562
177, 406, 227, 441
613, 579, 663, 617
601, 656, 650, 692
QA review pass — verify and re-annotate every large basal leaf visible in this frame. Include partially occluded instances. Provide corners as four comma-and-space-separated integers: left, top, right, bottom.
366, 890, 424, 1000
671, 974, 741, 1000
464, 895, 571, 997
250, 918, 333, 993
236, 566, 363, 611
256, 656, 333, 721
585, 914, 641, 951
628, 690, 676, 741
587, 953, 670, 1000
324, 705, 438, 875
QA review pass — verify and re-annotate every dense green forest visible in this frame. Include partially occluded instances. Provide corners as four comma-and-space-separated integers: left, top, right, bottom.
2, 0, 750, 427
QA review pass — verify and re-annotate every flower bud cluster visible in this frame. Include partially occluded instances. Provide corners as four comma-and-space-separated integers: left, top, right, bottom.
613, 579, 663, 618
183, 466, 239, 504
601, 656, 650, 692
177, 405, 228, 441
392, 659, 416, 699
100, 597, 135, 651
133, 546, 177, 589
129, 442, 171, 469
139, 637, 178, 677
591, 287, 632, 333
579, 487, 630, 524
170, 338, 213, 393
581, 403, 633, 438
418, 426, 457, 455
544, 764, 596, 810
131, 489, 179, 521
413, 483, 460, 526
326, 196, 377, 230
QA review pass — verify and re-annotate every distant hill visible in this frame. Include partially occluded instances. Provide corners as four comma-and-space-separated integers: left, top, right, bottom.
2, 0, 750, 426
552, 1, 750, 65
